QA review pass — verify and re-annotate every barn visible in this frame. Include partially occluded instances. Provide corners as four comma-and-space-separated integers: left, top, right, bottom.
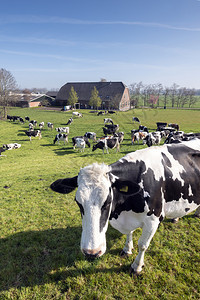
55, 81, 130, 111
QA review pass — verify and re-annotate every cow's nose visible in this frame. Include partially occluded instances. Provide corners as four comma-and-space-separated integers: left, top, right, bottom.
83, 249, 102, 260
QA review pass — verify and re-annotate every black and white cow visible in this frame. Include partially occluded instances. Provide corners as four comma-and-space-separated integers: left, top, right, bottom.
39, 122, 45, 130
54, 133, 68, 145
56, 127, 69, 134
51, 139, 200, 275
143, 131, 163, 147
25, 130, 42, 141
3, 143, 21, 150
47, 122, 53, 130
30, 120, 37, 127
92, 137, 120, 154
25, 116, 30, 122
72, 136, 90, 149
72, 112, 82, 118
103, 124, 119, 136
66, 118, 73, 125
84, 132, 97, 142
104, 118, 113, 124
132, 117, 140, 123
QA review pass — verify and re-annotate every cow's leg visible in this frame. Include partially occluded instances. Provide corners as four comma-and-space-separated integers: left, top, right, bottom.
130, 218, 159, 275
194, 206, 200, 218
121, 232, 133, 256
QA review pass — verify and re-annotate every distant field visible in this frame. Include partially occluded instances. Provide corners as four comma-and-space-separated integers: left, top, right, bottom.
0, 107, 199, 299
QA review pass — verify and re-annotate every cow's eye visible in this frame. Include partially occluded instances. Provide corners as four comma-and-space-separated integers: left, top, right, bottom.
75, 199, 84, 217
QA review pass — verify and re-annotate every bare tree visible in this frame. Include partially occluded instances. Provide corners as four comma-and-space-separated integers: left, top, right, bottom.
129, 81, 143, 107
188, 89, 196, 108
0, 68, 17, 118
163, 86, 170, 108
169, 83, 179, 108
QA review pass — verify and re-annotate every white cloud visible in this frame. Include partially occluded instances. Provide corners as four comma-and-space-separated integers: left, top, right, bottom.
1, 15, 200, 32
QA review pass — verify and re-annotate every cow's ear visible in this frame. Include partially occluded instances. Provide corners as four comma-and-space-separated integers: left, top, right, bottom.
112, 179, 141, 195
50, 176, 78, 194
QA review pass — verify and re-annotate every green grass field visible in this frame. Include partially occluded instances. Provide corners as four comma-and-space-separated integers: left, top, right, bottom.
0, 107, 200, 299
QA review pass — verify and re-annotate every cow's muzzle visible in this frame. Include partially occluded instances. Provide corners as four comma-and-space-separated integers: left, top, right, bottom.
82, 249, 102, 260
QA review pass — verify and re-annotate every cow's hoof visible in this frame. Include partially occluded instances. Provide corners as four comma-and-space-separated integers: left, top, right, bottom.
120, 250, 132, 258
129, 267, 141, 277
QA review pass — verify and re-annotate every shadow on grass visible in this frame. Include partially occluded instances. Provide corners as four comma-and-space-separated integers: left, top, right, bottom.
0, 226, 125, 291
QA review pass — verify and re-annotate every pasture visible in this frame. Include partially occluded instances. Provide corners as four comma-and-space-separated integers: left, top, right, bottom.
0, 107, 200, 299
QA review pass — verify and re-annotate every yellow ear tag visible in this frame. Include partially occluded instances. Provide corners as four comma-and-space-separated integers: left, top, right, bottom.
120, 185, 128, 193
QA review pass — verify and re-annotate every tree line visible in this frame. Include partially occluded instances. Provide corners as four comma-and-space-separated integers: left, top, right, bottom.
129, 82, 198, 108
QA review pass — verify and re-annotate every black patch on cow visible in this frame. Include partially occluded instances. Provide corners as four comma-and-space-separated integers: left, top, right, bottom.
161, 152, 172, 168
164, 144, 200, 205
100, 189, 112, 232
109, 159, 164, 219
185, 208, 190, 212
50, 176, 78, 194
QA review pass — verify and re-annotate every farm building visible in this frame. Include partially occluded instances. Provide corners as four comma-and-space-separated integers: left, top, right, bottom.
55, 81, 130, 111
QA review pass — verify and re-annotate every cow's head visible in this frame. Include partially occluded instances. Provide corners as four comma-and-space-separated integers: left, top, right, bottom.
50, 163, 140, 259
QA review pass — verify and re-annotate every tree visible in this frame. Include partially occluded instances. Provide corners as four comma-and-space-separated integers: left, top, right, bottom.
0, 68, 17, 118
67, 86, 79, 108
89, 86, 102, 109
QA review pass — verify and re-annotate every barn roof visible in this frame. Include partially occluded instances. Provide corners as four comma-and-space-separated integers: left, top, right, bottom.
56, 81, 127, 102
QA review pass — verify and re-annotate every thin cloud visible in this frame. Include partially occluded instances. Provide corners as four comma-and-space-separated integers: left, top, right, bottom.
1, 15, 200, 32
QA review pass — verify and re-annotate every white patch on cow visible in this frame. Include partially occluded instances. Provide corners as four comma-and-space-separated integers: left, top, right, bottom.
164, 198, 199, 219
188, 185, 193, 196
110, 202, 150, 235
121, 144, 187, 185
76, 163, 112, 255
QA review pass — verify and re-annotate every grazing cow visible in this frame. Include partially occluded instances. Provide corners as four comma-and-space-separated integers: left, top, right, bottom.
114, 132, 124, 144
12, 116, 20, 122
108, 110, 115, 114
168, 123, 179, 131
139, 125, 148, 133
97, 111, 105, 116
47, 122, 54, 130
56, 127, 69, 134
143, 131, 163, 147
3, 143, 21, 150
51, 139, 200, 275
84, 132, 97, 141
92, 137, 120, 154
54, 133, 68, 145
72, 112, 83, 118
19, 117, 24, 124
29, 123, 34, 130
66, 118, 73, 125
7, 115, 13, 121
156, 122, 167, 131
25, 116, 30, 122
104, 118, 113, 124
132, 117, 140, 123
39, 122, 45, 130
25, 130, 41, 141
103, 124, 119, 136
131, 131, 148, 145
73, 138, 86, 152
30, 120, 37, 127
72, 136, 90, 149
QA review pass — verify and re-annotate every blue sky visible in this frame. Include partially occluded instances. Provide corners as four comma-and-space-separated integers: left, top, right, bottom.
1, 0, 200, 90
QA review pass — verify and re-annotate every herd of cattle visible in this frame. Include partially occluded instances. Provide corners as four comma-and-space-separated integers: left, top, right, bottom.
3, 111, 200, 277
4, 113, 200, 156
